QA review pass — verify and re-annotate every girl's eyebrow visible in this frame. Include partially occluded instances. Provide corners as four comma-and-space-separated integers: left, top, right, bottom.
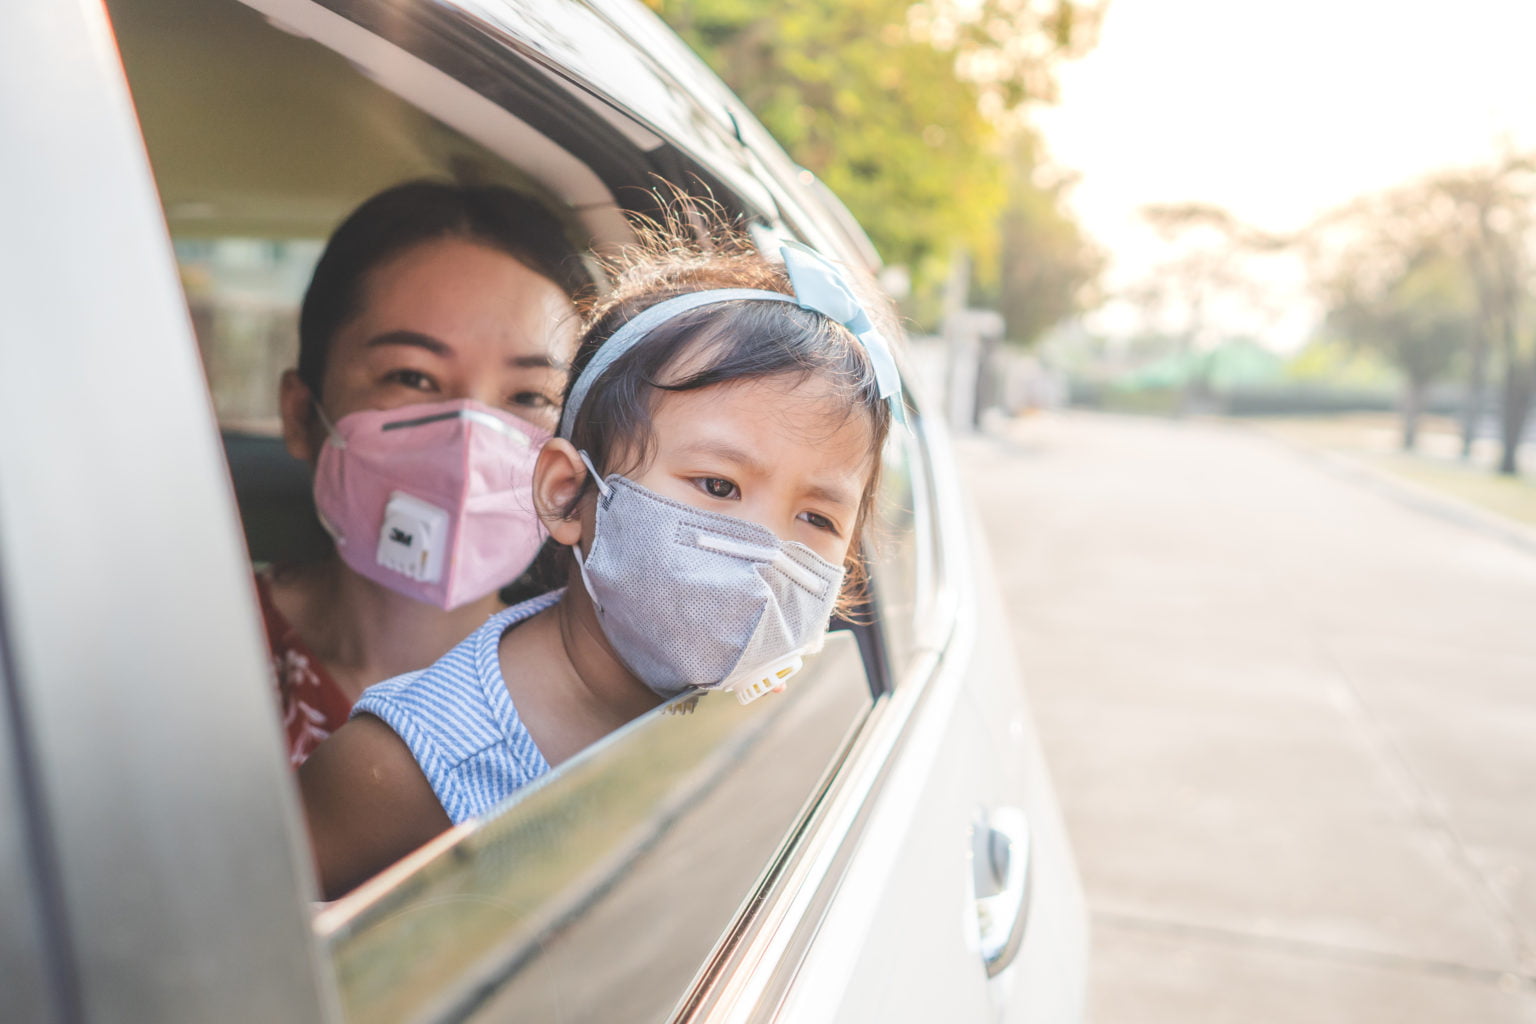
805, 481, 857, 510
674, 439, 768, 476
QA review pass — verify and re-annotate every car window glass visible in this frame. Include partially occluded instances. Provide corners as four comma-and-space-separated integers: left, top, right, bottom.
318, 632, 873, 1023
176, 238, 321, 432
869, 407, 942, 671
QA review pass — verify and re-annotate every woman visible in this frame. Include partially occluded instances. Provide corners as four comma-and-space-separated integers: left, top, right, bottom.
260, 180, 590, 764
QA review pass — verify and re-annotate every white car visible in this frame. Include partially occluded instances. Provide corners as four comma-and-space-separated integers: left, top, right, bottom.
0, 0, 1087, 1020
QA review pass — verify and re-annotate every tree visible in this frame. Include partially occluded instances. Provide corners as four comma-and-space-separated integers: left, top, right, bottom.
1323, 244, 1476, 450
989, 128, 1102, 346
646, 0, 1102, 301
1305, 161, 1536, 472
1430, 157, 1536, 474
952, 127, 1101, 418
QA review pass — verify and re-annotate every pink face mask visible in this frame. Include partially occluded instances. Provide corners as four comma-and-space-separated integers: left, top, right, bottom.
312, 399, 550, 610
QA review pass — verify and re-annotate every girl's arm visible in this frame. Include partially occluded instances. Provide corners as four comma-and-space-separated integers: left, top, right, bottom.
298, 714, 452, 900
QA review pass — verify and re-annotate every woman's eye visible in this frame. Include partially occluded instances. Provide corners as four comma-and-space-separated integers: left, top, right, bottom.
385, 369, 437, 392
698, 477, 739, 500
509, 391, 555, 409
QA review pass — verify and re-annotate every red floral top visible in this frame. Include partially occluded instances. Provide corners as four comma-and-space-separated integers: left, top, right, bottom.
255, 570, 352, 766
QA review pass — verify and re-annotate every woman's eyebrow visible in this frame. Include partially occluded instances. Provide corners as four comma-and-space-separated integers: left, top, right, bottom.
364, 330, 450, 356
508, 353, 566, 371
363, 332, 565, 371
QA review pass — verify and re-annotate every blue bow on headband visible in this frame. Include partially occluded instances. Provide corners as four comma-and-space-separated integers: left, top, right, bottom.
558, 242, 905, 438
778, 241, 905, 411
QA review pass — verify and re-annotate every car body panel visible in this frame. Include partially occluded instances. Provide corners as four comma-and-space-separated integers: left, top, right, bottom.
0, 664, 59, 1024
0, 1, 334, 1020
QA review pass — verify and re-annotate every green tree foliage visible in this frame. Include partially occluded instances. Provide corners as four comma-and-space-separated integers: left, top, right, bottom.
646, 0, 1099, 300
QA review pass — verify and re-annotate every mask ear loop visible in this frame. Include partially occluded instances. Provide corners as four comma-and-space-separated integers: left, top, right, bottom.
306, 394, 350, 545
576, 450, 613, 500
311, 395, 346, 449
571, 450, 612, 612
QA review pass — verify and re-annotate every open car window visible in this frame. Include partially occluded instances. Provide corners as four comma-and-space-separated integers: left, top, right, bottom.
106, 0, 902, 1018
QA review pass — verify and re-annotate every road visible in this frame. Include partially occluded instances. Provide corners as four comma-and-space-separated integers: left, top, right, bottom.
955, 412, 1536, 1024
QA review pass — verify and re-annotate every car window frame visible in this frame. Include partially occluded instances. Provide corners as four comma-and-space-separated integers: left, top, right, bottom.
92, 0, 966, 1018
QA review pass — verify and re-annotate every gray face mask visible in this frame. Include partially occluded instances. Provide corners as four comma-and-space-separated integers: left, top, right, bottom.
574, 453, 846, 703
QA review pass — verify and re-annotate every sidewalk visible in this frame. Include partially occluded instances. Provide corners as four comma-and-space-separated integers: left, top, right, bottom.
1246, 413, 1536, 543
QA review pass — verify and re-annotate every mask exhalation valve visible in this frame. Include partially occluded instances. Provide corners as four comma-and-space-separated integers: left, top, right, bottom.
732, 654, 804, 705
376, 491, 449, 583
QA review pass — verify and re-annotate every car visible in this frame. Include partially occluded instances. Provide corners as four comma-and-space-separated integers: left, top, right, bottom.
0, 0, 1087, 1021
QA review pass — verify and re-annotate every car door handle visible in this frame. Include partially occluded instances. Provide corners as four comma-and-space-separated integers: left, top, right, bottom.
972, 806, 1032, 977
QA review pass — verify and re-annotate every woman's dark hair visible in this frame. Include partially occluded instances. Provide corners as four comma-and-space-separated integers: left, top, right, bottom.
555, 221, 895, 591
297, 180, 591, 395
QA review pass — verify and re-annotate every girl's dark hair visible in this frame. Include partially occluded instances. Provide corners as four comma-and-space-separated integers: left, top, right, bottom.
557, 222, 895, 584
297, 180, 591, 395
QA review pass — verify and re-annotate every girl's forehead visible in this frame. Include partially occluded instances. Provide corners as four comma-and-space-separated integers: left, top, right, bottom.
664, 373, 862, 423
652, 377, 876, 470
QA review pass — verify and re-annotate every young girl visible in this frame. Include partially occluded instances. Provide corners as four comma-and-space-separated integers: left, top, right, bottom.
299, 228, 901, 899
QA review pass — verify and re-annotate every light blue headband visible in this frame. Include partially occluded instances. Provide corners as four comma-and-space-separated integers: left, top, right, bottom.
557, 242, 904, 439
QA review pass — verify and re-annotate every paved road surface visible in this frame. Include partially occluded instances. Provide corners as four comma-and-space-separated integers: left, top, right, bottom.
956, 412, 1536, 1024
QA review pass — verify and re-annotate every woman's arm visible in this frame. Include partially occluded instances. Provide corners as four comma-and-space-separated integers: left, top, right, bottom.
298, 714, 452, 900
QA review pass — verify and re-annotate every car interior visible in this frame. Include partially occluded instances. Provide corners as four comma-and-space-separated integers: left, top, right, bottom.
102, 0, 937, 1016
114, 0, 704, 563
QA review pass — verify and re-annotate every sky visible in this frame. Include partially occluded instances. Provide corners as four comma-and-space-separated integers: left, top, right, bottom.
1033, 0, 1536, 349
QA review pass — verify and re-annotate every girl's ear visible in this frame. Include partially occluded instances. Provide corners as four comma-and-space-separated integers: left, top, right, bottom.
279, 369, 322, 464
533, 438, 590, 547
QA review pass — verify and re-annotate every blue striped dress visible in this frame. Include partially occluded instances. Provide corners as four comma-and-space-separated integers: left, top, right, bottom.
351, 590, 563, 824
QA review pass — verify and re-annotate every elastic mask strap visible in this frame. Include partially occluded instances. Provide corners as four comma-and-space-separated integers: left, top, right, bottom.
312, 399, 346, 449
576, 450, 614, 500
572, 541, 603, 614
571, 451, 611, 613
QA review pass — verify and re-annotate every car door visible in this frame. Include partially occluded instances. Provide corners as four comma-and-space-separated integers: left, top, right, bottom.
746, 413, 1090, 1024
2, 0, 1086, 1020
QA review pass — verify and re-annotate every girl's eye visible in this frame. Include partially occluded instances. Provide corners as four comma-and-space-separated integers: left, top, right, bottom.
799, 510, 841, 535
698, 477, 739, 500
385, 368, 437, 392
509, 391, 555, 409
